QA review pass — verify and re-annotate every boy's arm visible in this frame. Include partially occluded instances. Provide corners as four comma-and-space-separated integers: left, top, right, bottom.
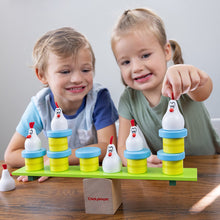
117, 116, 131, 166
4, 131, 26, 167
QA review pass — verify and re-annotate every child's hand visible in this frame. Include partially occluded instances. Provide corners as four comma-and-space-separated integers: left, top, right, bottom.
162, 64, 209, 100
147, 155, 162, 167
17, 175, 49, 183
17, 158, 50, 183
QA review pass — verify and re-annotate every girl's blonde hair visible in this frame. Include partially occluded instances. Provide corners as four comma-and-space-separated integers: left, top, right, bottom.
33, 27, 95, 73
111, 8, 184, 65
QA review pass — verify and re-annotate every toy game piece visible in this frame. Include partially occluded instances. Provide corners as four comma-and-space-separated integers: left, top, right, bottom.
124, 148, 151, 174
162, 99, 184, 130
47, 148, 72, 172
22, 122, 46, 171
83, 178, 122, 214
46, 104, 72, 172
46, 129, 72, 172
0, 164, 16, 192
158, 99, 187, 175
75, 147, 101, 172
124, 119, 151, 174
102, 136, 122, 173
126, 119, 148, 151
51, 102, 68, 131
25, 122, 41, 151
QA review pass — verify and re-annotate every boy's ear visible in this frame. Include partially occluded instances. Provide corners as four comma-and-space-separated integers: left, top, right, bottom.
164, 42, 172, 61
35, 68, 48, 85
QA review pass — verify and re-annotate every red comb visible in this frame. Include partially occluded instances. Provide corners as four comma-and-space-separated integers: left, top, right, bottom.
171, 93, 174, 100
131, 119, 135, 127
29, 122, 35, 129
55, 102, 59, 108
2, 164, 7, 169
110, 136, 113, 145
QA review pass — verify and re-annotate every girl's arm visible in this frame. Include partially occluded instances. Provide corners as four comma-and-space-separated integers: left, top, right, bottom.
68, 123, 117, 165
162, 64, 213, 101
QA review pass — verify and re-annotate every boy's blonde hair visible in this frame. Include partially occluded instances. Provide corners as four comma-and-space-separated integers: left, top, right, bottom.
111, 8, 183, 65
33, 27, 95, 73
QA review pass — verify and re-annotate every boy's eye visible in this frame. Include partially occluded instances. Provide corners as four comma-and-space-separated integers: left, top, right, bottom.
121, 60, 130, 66
82, 69, 91, 73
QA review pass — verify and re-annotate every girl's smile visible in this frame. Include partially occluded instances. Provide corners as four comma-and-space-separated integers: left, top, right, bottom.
113, 30, 171, 98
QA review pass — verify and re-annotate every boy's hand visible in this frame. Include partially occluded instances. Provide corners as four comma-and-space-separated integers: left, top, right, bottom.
17, 158, 50, 183
162, 64, 209, 100
147, 155, 162, 167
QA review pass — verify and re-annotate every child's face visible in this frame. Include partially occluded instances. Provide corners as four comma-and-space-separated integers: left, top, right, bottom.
113, 30, 171, 93
38, 47, 94, 114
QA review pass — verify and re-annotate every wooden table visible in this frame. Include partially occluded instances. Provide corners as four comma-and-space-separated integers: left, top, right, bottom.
1, 155, 220, 219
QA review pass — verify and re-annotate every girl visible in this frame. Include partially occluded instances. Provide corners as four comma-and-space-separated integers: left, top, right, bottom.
111, 8, 220, 166
5, 27, 118, 181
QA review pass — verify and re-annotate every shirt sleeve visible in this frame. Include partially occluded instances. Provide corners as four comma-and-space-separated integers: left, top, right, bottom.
16, 101, 43, 137
118, 89, 133, 120
93, 89, 119, 130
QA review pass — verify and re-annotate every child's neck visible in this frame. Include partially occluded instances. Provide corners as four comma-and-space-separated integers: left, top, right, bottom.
142, 89, 162, 107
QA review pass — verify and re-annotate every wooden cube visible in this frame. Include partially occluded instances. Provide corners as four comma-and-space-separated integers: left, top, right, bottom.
83, 178, 122, 214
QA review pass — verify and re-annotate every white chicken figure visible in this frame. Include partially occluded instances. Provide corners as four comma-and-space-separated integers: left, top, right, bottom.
126, 119, 146, 151
0, 164, 16, 192
51, 102, 68, 131
162, 99, 185, 130
102, 136, 122, 173
25, 122, 42, 151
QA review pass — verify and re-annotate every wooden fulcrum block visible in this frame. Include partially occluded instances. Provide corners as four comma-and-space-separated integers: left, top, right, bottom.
83, 178, 122, 214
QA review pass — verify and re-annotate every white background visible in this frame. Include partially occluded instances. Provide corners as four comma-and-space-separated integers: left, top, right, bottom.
0, 0, 219, 159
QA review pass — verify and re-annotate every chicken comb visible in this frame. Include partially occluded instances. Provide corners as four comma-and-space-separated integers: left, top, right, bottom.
55, 102, 59, 108
110, 136, 113, 145
29, 122, 35, 129
131, 119, 135, 127
2, 164, 7, 169
171, 92, 174, 100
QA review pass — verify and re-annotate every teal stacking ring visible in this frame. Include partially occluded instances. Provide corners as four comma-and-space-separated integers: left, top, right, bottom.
22, 148, 46, 158
159, 128, 187, 138
157, 150, 185, 161
75, 147, 101, 158
47, 148, 72, 158
124, 148, 151, 160
47, 129, 72, 138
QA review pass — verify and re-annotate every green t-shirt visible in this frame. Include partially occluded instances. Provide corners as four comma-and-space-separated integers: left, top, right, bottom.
119, 87, 220, 155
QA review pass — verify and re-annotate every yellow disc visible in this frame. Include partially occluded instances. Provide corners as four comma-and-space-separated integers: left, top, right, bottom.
163, 138, 184, 153
162, 160, 183, 175
25, 157, 44, 171
49, 157, 69, 172
127, 158, 147, 174
48, 137, 68, 152
79, 157, 99, 172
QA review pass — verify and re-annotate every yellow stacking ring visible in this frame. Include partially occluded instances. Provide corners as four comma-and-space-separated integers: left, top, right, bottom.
79, 157, 99, 172
127, 158, 147, 174
48, 137, 68, 152
25, 157, 44, 171
49, 157, 69, 172
163, 138, 184, 154
162, 160, 183, 175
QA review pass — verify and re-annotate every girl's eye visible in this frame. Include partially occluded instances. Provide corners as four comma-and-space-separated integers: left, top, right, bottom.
60, 70, 70, 74
142, 53, 150, 59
